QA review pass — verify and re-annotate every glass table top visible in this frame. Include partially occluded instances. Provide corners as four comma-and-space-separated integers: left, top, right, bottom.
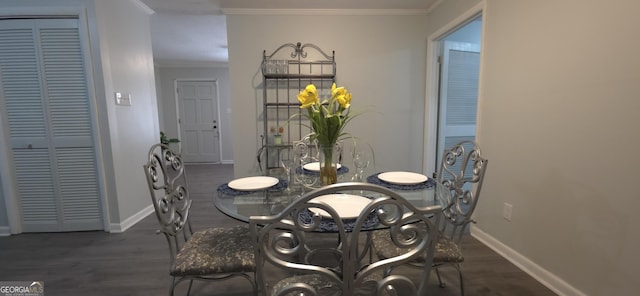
214, 167, 449, 225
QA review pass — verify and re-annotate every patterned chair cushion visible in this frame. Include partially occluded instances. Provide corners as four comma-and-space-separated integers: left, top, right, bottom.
171, 225, 255, 276
433, 235, 464, 264
372, 229, 464, 265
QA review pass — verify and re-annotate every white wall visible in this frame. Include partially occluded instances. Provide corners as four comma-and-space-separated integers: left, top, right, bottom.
155, 66, 234, 163
429, 1, 640, 295
93, 0, 159, 227
226, 12, 429, 176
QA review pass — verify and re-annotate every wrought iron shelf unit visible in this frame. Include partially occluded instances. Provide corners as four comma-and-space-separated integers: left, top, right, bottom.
264, 102, 300, 107
259, 42, 336, 173
263, 73, 335, 79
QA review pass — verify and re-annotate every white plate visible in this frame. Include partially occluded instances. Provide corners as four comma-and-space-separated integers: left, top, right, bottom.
303, 162, 342, 172
309, 194, 371, 219
228, 176, 279, 191
378, 171, 428, 185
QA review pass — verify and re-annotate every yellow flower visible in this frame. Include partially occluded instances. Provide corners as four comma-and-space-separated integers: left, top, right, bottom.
293, 83, 358, 147
336, 92, 351, 109
330, 83, 343, 96
297, 84, 319, 109
291, 82, 366, 185
331, 83, 351, 109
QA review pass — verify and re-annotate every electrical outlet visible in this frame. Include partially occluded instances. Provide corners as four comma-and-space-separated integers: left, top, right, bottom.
503, 203, 513, 221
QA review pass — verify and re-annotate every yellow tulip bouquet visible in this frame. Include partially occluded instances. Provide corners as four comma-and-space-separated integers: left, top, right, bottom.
296, 83, 355, 184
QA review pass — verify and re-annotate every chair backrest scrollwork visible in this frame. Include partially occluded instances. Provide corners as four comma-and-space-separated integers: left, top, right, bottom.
142, 143, 192, 266
250, 182, 442, 295
436, 141, 488, 244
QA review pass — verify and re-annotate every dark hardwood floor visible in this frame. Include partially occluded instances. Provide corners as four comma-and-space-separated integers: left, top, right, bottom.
0, 164, 557, 296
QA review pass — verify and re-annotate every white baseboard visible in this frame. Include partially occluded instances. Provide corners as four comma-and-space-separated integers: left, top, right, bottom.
0, 206, 154, 235
220, 160, 233, 164
109, 204, 154, 233
471, 226, 587, 296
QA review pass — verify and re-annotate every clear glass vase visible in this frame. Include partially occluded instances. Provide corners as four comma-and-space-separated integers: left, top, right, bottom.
318, 143, 339, 186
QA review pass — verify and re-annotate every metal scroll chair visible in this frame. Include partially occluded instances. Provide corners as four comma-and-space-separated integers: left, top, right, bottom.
143, 144, 256, 296
250, 182, 442, 296
372, 141, 487, 296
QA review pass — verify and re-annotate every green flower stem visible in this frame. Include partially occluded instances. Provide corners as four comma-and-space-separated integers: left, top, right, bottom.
319, 144, 338, 185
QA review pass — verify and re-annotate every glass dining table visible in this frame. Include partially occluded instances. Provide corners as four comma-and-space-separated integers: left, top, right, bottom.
214, 165, 449, 228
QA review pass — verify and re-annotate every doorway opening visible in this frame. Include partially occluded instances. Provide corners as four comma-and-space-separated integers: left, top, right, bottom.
424, 5, 483, 175
436, 16, 482, 167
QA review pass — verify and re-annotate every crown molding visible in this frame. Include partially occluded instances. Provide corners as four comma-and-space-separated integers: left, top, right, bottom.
426, 0, 444, 14
131, 0, 155, 15
222, 8, 428, 16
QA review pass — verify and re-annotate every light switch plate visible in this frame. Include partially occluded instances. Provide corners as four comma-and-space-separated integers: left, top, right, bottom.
115, 92, 131, 106
503, 203, 513, 221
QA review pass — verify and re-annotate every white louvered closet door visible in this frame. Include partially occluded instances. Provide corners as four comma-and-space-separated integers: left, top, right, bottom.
0, 19, 102, 232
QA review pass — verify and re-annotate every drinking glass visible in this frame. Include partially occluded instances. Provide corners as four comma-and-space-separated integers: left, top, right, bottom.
280, 159, 294, 194
351, 148, 371, 182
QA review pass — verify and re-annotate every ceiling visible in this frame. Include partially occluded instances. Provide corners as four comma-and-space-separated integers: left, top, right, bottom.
140, 0, 440, 65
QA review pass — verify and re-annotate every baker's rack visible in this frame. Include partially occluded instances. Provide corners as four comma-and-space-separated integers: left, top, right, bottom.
258, 42, 336, 174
